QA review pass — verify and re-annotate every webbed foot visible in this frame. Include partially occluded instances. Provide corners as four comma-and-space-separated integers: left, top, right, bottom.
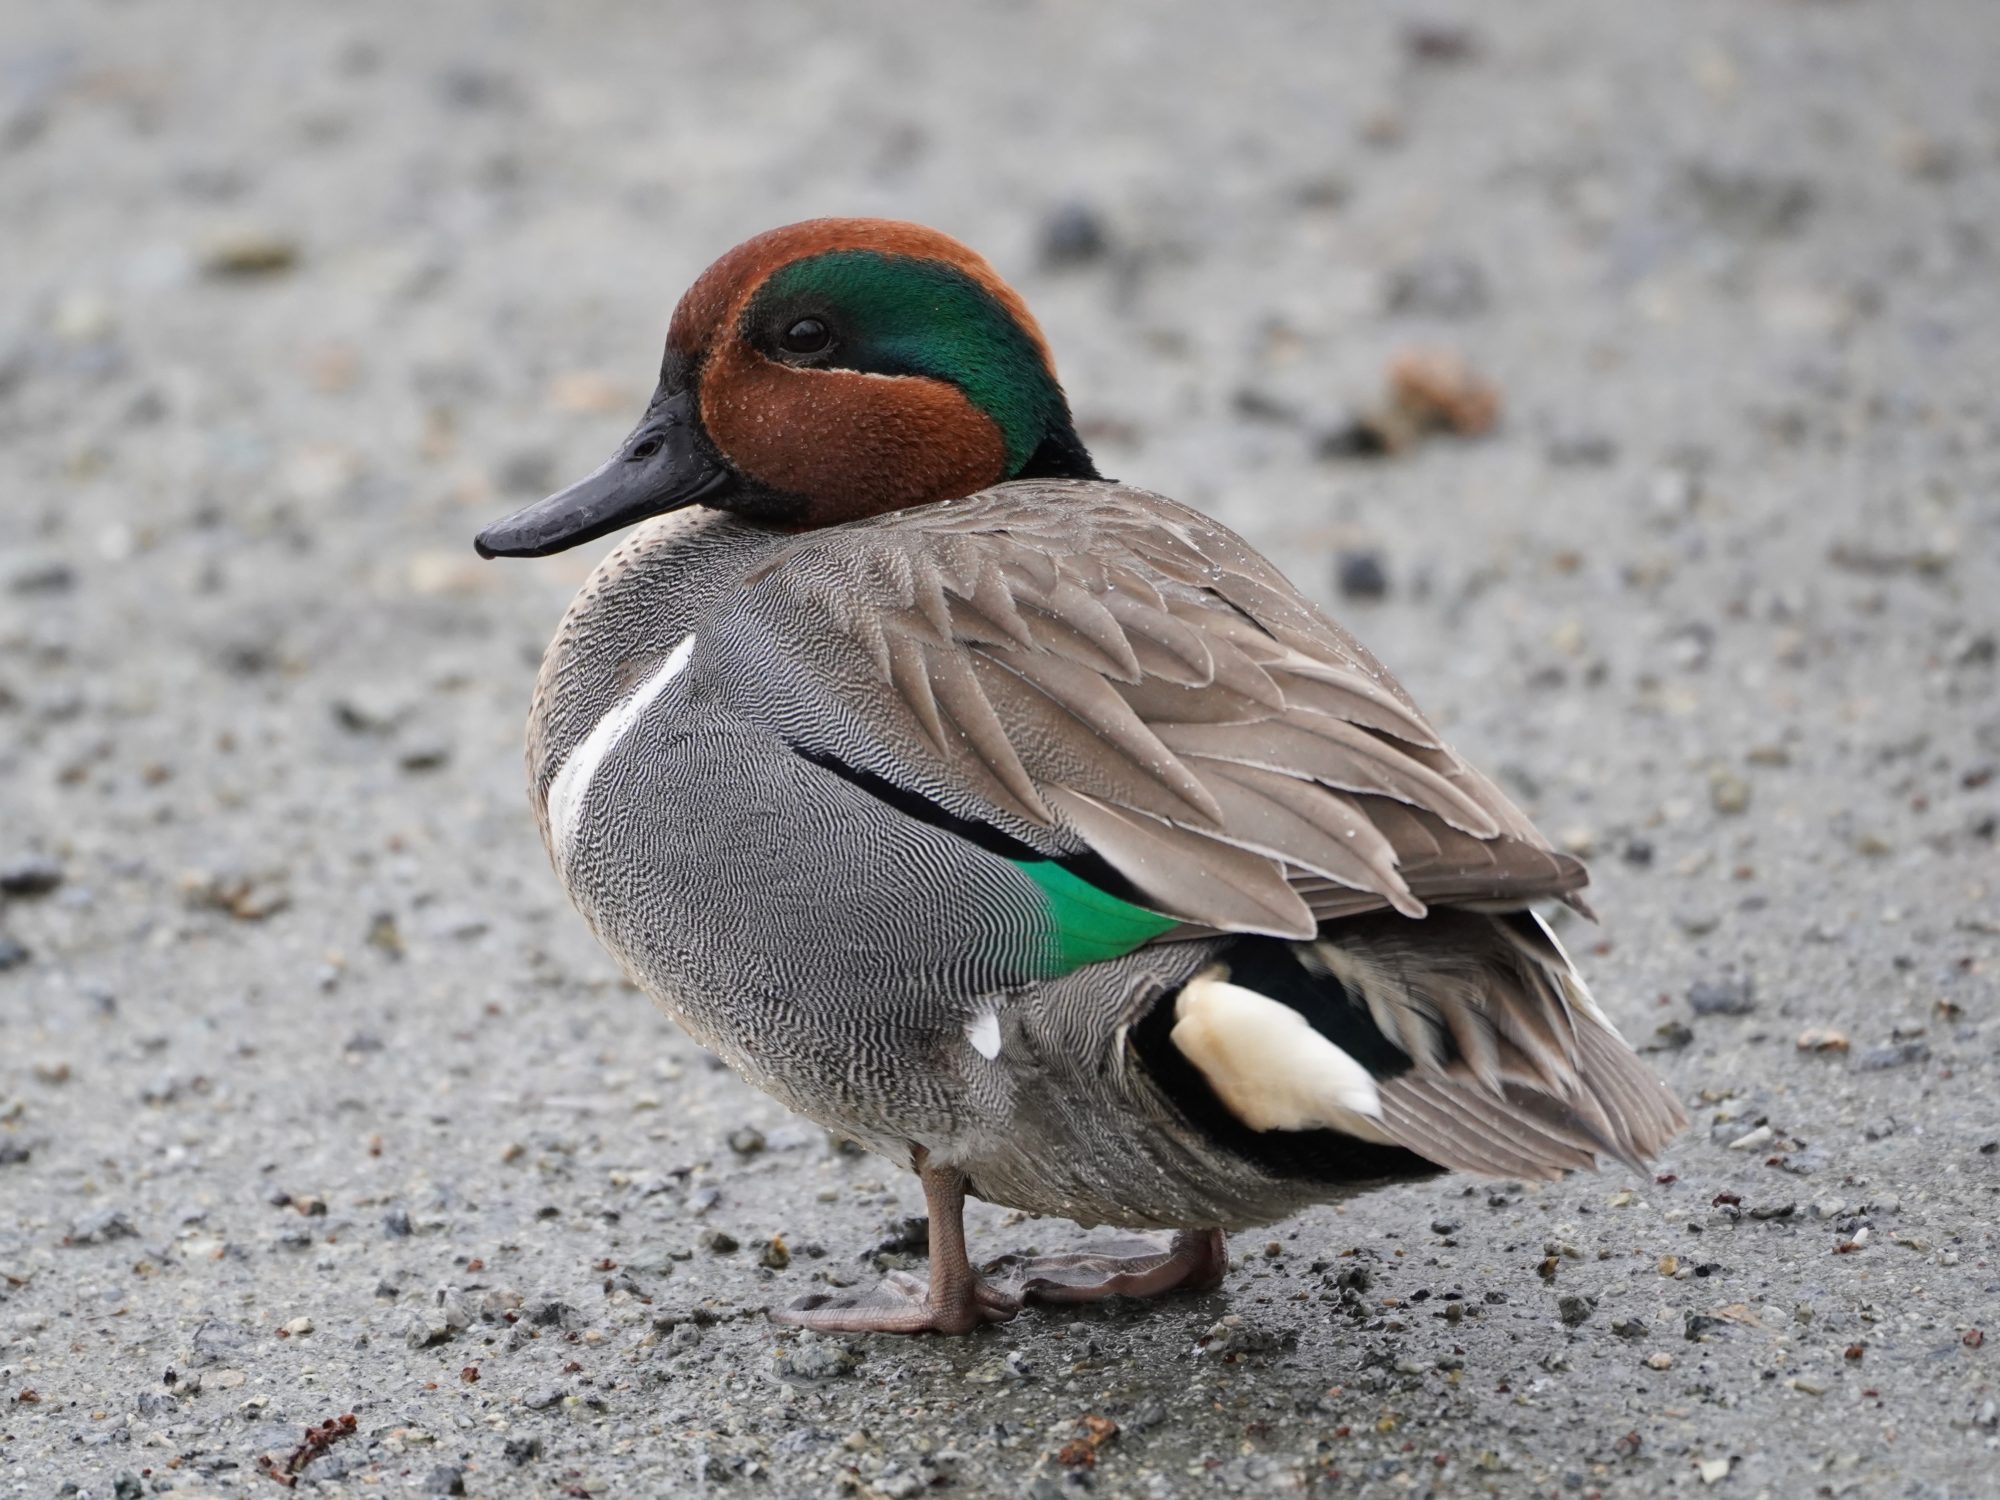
773, 1268, 1017, 1335
771, 1153, 1021, 1336
983, 1228, 1228, 1305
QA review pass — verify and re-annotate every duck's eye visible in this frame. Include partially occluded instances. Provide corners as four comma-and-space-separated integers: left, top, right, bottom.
779, 317, 831, 355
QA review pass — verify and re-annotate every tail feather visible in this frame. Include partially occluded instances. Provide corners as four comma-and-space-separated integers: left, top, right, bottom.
1159, 908, 1686, 1182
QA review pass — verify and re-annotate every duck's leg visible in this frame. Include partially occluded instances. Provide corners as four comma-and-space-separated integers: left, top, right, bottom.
981, 1228, 1229, 1305
772, 1154, 1016, 1335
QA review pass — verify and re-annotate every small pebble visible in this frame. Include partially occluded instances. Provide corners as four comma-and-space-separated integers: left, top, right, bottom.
1557, 1293, 1596, 1328
1689, 976, 1755, 1016
1383, 253, 1490, 319
1852, 1041, 1929, 1072
1652, 1021, 1696, 1051
0, 858, 62, 897
777, 1336, 858, 1379
1335, 549, 1390, 601
399, 743, 452, 773
7, 556, 76, 594
1708, 769, 1752, 814
1546, 428, 1619, 467
403, 1311, 451, 1349
200, 229, 300, 278
1194, 1314, 1292, 1357
435, 1287, 475, 1331
68, 1208, 137, 1244
1684, 1311, 1723, 1340
524, 1296, 575, 1328
1039, 202, 1110, 269
1402, 20, 1481, 64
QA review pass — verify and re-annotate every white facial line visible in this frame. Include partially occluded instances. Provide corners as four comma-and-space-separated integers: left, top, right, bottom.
547, 633, 696, 866
965, 1010, 1002, 1061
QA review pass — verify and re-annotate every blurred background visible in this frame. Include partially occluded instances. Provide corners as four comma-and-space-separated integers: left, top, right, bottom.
2, 2, 1996, 1496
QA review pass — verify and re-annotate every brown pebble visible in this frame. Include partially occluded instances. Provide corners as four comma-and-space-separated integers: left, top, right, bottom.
1056, 1439, 1097, 1468
1388, 350, 1500, 437
1708, 769, 1752, 815
200, 229, 300, 278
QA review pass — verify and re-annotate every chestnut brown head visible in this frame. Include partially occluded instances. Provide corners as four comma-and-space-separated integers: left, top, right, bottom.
475, 218, 1097, 557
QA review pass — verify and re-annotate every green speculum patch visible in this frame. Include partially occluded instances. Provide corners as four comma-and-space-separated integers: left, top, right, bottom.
1016, 859, 1178, 973
749, 250, 1067, 473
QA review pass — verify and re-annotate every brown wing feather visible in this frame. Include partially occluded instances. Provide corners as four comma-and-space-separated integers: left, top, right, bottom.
1311, 910, 1687, 1176
752, 480, 1585, 936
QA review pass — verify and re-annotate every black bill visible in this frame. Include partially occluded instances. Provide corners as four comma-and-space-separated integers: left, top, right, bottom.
474, 388, 733, 559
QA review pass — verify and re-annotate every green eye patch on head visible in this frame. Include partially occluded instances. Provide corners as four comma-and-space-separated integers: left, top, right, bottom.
744, 249, 1069, 474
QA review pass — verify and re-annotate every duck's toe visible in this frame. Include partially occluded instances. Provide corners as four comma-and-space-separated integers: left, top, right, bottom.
982, 1228, 1229, 1305
772, 1269, 1016, 1336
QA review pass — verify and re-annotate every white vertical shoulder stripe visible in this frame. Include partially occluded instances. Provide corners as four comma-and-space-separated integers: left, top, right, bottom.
546, 633, 695, 866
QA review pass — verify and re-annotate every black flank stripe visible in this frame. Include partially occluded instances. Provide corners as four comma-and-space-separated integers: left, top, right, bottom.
788, 743, 1149, 904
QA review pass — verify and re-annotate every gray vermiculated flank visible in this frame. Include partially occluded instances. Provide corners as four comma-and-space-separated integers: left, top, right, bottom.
528, 483, 1679, 1228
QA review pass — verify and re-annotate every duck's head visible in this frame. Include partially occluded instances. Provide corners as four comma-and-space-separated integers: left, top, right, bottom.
475, 218, 1099, 557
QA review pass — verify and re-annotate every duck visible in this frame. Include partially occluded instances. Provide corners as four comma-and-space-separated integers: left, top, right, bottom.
474, 218, 1686, 1335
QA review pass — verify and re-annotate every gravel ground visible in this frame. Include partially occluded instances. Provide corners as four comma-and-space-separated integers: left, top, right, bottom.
4, 3, 1999, 1496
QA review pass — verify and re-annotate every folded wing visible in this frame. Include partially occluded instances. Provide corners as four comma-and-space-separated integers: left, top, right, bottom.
730, 480, 1584, 940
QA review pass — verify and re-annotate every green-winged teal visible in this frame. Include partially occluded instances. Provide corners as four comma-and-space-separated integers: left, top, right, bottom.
475, 219, 1684, 1334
